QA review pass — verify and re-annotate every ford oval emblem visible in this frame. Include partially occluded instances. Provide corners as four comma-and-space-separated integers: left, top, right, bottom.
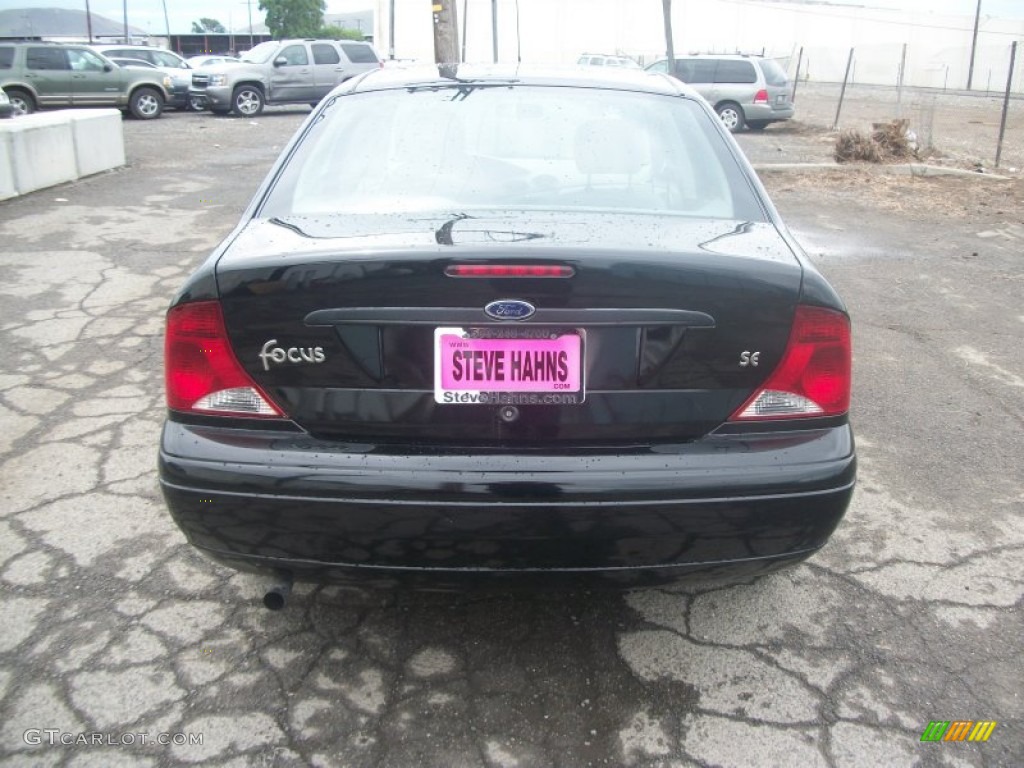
485, 299, 536, 321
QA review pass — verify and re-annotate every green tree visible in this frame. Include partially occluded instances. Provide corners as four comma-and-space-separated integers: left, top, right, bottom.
316, 25, 364, 41
191, 17, 226, 33
259, 0, 326, 39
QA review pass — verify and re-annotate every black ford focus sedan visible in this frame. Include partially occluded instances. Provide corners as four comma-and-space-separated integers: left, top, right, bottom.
159, 66, 854, 602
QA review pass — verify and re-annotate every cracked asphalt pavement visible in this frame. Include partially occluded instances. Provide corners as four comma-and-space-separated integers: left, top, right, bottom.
0, 110, 1021, 767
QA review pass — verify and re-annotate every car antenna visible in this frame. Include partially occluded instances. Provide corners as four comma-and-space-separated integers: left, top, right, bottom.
515, 0, 522, 63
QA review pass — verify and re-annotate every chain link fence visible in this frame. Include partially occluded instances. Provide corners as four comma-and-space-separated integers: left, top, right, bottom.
789, 42, 1023, 95
778, 41, 1023, 169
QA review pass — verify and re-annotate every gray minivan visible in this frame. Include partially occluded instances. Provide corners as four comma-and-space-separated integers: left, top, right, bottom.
645, 54, 793, 132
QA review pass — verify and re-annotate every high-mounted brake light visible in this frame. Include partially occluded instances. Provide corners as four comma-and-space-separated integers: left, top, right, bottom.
445, 264, 575, 278
754, 89, 769, 104
730, 305, 851, 421
165, 301, 283, 418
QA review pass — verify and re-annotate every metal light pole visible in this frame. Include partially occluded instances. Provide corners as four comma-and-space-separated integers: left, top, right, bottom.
161, 0, 170, 43
122, 0, 128, 43
247, 0, 253, 48
461, 0, 468, 62
662, 0, 675, 72
514, 0, 520, 63
389, 0, 395, 59
792, 46, 803, 102
995, 41, 1017, 168
84, 0, 93, 43
491, 0, 498, 62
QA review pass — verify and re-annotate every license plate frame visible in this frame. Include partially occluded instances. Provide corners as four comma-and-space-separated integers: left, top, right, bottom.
433, 327, 586, 405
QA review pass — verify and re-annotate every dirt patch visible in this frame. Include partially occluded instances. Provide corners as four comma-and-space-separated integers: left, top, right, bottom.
763, 170, 1024, 226
760, 120, 830, 137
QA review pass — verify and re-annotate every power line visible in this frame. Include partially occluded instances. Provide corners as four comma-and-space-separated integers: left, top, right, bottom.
718, 0, 1024, 37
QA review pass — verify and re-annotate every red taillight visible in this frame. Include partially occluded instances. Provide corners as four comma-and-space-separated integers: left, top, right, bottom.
445, 264, 575, 278
730, 305, 851, 421
754, 89, 769, 104
165, 301, 283, 418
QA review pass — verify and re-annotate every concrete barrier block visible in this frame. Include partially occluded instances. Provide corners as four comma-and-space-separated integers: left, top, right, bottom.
0, 131, 15, 201
68, 109, 125, 178
1, 112, 77, 195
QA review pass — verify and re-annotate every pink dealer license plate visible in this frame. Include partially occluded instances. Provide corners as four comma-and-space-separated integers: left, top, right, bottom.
434, 328, 584, 404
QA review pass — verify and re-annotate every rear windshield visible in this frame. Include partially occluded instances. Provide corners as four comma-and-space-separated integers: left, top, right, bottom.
261, 85, 764, 222
759, 58, 789, 87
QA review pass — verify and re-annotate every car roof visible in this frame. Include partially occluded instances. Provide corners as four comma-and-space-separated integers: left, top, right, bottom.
342, 64, 694, 98
272, 39, 373, 45
92, 44, 179, 54
673, 53, 764, 60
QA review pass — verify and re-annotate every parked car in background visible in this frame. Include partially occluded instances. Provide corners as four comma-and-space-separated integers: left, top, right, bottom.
0, 88, 13, 118
577, 53, 640, 68
645, 54, 793, 132
91, 44, 194, 110
0, 41, 172, 118
107, 57, 190, 110
187, 55, 239, 69
188, 39, 382, 116
108, 56, 157, 69
160, 65, 854, 606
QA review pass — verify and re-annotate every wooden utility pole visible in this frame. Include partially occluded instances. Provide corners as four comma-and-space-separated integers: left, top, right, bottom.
662, 0, 675, 73
432, 1, 460, 64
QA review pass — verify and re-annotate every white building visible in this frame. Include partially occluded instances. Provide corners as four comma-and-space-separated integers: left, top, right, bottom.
368, 0, 1024, 92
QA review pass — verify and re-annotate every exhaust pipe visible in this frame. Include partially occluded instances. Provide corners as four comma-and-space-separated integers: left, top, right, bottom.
262, 572, 293, 611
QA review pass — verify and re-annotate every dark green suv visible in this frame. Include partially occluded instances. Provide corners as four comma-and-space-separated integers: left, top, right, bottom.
0, 42, 172, 119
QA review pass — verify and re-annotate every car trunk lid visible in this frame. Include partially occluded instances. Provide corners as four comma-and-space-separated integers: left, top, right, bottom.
214, 212, 803, 444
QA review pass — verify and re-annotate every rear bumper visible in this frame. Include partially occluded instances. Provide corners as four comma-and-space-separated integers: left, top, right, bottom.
159, 420, 855, 583
747, 103, 795, 122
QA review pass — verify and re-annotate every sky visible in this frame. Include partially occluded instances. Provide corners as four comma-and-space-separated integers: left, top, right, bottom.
3, 0, 1023, 36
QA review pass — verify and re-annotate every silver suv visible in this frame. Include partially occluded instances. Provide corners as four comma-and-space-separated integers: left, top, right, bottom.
645, 54, 793, 132
190, 39, 381, 116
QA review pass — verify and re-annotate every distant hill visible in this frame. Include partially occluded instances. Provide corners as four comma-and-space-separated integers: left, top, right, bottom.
0, 7, 145, 38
